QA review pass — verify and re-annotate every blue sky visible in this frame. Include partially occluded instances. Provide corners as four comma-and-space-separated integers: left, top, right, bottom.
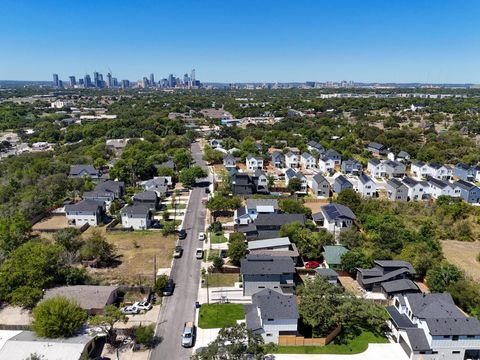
1, 0, 479, 83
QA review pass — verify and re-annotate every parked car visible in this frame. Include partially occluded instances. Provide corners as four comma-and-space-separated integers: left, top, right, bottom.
163, 279, 175, 296
181, 322, 195, 347
178, 229, 187, 240
195, 248, 204, 259
135, 301, 153, 311
198, 232, 205, 241
305, 261, 320, 269
121, 305, 140, 315
205, 188, 210, 194
173, 245, 183, 258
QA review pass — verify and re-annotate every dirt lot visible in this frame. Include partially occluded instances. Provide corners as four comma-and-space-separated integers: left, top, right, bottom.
441, 240, 480, 282
32, 215, 68, 231
83, 227, 176, 285
304, 199, 329, 214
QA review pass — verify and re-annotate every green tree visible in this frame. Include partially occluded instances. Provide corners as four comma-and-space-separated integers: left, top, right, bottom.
90, 305, 127, 345
134, 324, 155, 346
228, 232, 246, 243
278, 199, 312, 216
202, 145, 224, 164
227, 240, 247, 266
212, 256, 224, 270
0, 212, 31, 255
32, 296, 87, 338
53, 228, 83, 253
153, 275, 169, 296
340, 250, 372, 274
179, 166, 207, 188
173, 148, 193, 170
336, 188, 362, 214
161, 221, 176, 236
287, 177, 302, 194
398, 242, 442, 279
447, 279, 480, 317
426, 262, 463, 293
79, 231, 116, 265
338, 227, 364, 249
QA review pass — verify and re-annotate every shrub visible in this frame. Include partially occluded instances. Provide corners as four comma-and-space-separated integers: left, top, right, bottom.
134, 324, 155, 345
153, 275, 169, 296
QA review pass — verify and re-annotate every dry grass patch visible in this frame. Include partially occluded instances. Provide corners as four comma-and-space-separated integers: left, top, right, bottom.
441, 240, 480, 282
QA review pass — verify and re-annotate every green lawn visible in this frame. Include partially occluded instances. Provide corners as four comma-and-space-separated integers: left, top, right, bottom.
207, 249, 220, 261
159, 219, 181, 227
165, 203, 187, 210
198, 303, 245, 329
210, 232, 228, 244
273, 331, 388, 355
202, 273, 239, 288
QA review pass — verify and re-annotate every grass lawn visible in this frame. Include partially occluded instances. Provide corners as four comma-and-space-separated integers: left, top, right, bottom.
165, 203, 187, 210
210, 232, 228, 244
159, 219, 181, 227
82, 227, 176, 285
198, 303, 245, 329
207, 249, 220, 261
202, 273, 239, 288
274, 331, 388, 354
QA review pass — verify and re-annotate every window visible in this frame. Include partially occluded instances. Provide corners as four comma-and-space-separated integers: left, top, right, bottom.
443, 335, 450, 339
467, 335, 475, 339
452, 351, 460, 354
266, 333, 272, 337
267, 319, 274, 321
452, 336, 459, 341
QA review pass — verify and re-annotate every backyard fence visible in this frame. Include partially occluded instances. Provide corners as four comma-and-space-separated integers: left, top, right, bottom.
278, 324, 342, 347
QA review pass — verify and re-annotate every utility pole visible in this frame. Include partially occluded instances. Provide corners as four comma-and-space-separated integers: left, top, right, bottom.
153, 255, 157, 287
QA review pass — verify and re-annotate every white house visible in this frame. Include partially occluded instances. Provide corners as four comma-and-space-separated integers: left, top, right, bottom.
318, 203, 356, 233
426, 163, 453, 181
357, 173, 377, 197
387, 293, 480, 360
65, 200, 104, 227
402, 177, 429, 201
245, 288, 298, 344
411, 161, 431, 179
428, 178, 454, 199
120, 204, 153, 230
234, 199, 279, 225
367, 159, 386, 178
285, 169, 307, 193
300, 152, 316, 169
246, 155, 264, 171
318, 156, 335, 173
285, 151, 299, 168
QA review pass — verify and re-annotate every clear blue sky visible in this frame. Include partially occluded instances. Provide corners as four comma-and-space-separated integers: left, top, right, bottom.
1, 0, 479, 83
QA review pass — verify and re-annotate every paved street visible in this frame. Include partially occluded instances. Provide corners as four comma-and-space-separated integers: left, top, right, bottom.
151, 141, 210, 360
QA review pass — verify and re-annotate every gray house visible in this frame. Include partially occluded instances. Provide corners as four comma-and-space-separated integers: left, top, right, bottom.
386, 178, 408, 202
367, 142, 387, 156
240, 255, 296, 296
133, 190, 159, 209
454, 163, 475, 182
307, 140, 325, 154
384, 160, 406, 178
223, 154, 237, 169
271, 151, 285, 168
341, 159, 362, 175
324, 149, 341, 165
311, 173, 330, 198
245, 288, 298, 344
94, 180, 125, 198
333, 175, 353, 194
453, 180, 480, 204
69, 165, 100, 180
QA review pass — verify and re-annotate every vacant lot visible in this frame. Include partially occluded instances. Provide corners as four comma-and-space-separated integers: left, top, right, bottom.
304, 199, 329, 214
441, 240, 480, 282
32, 215, 68, 231
198, 303, 245, 329
83, 227, 176, 285
202, 273, 239, 288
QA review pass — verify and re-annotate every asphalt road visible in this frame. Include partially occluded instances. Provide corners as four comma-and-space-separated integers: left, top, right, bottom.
151, 141, 210, 360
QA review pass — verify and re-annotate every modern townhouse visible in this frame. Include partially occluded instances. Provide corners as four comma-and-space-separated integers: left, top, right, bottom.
428, 178, 455, 199
411, 161, 431, 179
311, 173, 330, 198
285, 151, 299, 168
386, 178, 408, 202
366, 142, 388, 157
300, 152, 316, 169
453, 180, 480, 204
324, 149, 341, 165
357, 173, 377, 197
223, 153, 237, 169
271, 151, 285, 169
285, 168, 307, 193
318, 155, 336, 173
367, 158, 386, 177
132, 190, 159, 209
246, 154, 264, 171
384, 160, 406, 178
396, 150, 411, 163
402, 177, 429, 201
316, 203, 356, 233
68, 164, 100, 180
333, 175, 353, 194
65, 199, 105, 227
307, 140, 325, 154
427, 163, 453, 181
341, 158, 362, 175
234, 199, 279, 225
120, 204, 153, 230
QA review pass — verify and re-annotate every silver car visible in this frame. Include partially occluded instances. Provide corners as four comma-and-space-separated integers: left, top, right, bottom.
181, 321, 195, 347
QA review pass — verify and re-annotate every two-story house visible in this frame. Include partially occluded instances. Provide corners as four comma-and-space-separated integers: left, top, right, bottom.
318, 155, 336, 174
387, 292, 480, 360
341, 159, 362, 175
246, 155, 264, 171
411, 161, 431, 180
386, 178, 408, 202
234, 199, 279, 225
453, 180, 480, 204
428, 178, 455, 199
317, 203, 356, 233
271, 151, 285, 169
223, 154, 237, 169
307, 140, 325, 154
367, 142, 388, 157
427, 163, 453, 181
367, 158, 386, 178
384, 160, 406, 178
300, 152, 316, 169
245, 288, 299, 344
285, 168, 307, 193
453, 163, 475, 182
285, 151, 299, 169
68, 165, 100, 180
132, 190, 159, 210
324, 149, 341, 165
357, 173, 377, 197
247, 237, 299, 263
65, 199, 105, 227
402, 177, 428, 201
120, 204, 153, 230
333, 175, 353, 194
311, 173, 330, 198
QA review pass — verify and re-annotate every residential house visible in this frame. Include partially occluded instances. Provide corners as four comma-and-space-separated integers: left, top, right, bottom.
254, 213, 305, 239
333, 175, 353, 194
82, 190, 116, 205
322, 245, 349, 269
387, 293, 480, 360
300, 152, 316, 169
453, 180, 480, 204
357, 173, 377, 197
94, 180, 125, 199
271, 151, 285, 169
285, 168, 307, 193
317, 203, 356, 233
120, 204, 153, 230
68, 165, 100, 180
223, 154, 237, 169
474, 165, 480, 182
454, 163, 475, 182
428, 178, 455, 199
367, 159, 386, 178
411, 161, 430, 179
42, 285, 118, 315
311, 173, 330, 198
235, 199, 279, 225
427, 163, 453, 181
386, 178, 408, 202
253, 169, 269, 193
245, 289, 298, 344
158, 158, 175, 170
65, 199, 104, 227
396, 151, 411, 163
384, 160, 406, 178
307, 140, 325, 154
318, 155, 336, 174
209, 139, 223, 149
247, 237, 299, 263
133, 190, 159, 209
240, 255, 296, 296
324, 149, 341, 165
356, 260, 418, 297
402, 177, 428, 201
341, 159, 362, 175
232, 173, 256, 195
141, 177, 172, 196
367, 142, 388, 157
106, 138, 130, 155
315, 268, 339, 284
285, 151, 299, 169
246, 155, 264, 171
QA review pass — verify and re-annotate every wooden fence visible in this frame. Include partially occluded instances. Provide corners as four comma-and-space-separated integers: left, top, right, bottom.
278, 324, 342, 347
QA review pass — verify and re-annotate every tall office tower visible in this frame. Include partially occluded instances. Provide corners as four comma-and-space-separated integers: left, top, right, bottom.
93, 72, 100, 87
69, 76, 76, 87
190, 69, 196, 85
183, 73, 189, 85
78, 78, 84, 86
121, 79, 130, 88
112, 77, 118, 87
58, 80, 63, 88
52, 73, 59, 87
149, 73, 155, 86
84, 74, 92, 88
106, 72, 113, 88
160, 78, 167, 88
141, 77, 149, 88
168, 74, 175, 88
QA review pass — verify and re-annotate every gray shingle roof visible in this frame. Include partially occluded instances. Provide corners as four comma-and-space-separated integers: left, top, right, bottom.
335, 175, 352, 186
65, 199, 103, 212
367, 142, 386, 151
321, 203, 356, 222
405, 293, 464, 319
94, 180, 124, 193
313, 173, 327, 184
402, 177, 418, 187
428, 177, 450, 189
120, 204, 151, 216
425, 317, 480, 336
43, 285, 117, 310
315, 268, 338, 278
375, 260, 416, 273
133, 191, 158, 202
362, 268, 412, 285
252, 288, 298, 319
69, 164, 98, 176
368, 158, 381, 166
248, 237, 291, 250
254, 213, 305, 227
358, 173, 372, 185
381, 279, 418, 294
454, 179, 477, 191
240, 255, 295, 275
405, 328, 431, 351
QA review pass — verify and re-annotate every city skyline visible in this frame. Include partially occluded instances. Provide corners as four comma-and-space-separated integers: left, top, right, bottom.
1, 1, 480, 83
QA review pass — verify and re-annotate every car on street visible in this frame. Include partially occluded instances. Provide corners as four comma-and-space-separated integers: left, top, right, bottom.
304, 261, 320, 269
195, 248, 204, 259
178, 229, 187, 240
163, 279, 175, 296
181, 321, 195, 347
205, 188, 210, 194
121, 305, 140, 315
198, 232, 205, 241
134, 301, 153, 311
173, 245, 183, 258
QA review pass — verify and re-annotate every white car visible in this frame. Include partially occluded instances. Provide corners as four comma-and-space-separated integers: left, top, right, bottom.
198, 232, 205, 241
134, 301, 153, 311
195, 248, 204, 259
121, 305, 140, 315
